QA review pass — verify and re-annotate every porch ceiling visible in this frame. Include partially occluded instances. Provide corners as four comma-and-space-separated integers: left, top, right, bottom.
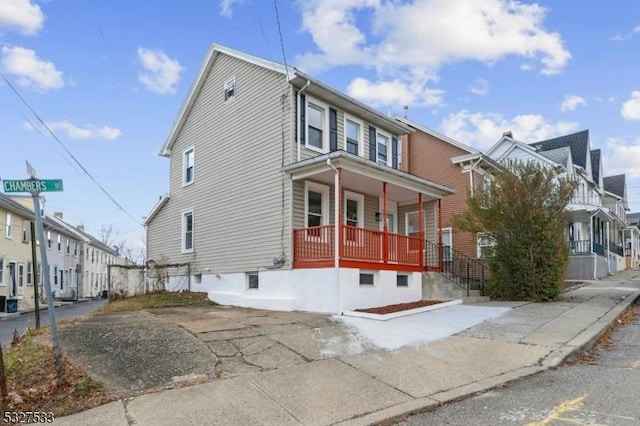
565, 207, 614, 223
284, 151, 455, 203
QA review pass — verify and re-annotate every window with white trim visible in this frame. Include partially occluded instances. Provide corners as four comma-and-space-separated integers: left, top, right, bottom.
66, 237, 70, 254
183, 147, 195, 186
376, 132, 389, 165
57, 234, 61, 251
47, 231, 52, 248
27, 261, 32, 285
247, 273, 259, 290
305, 181, 330, 239
18, 263, 24, 295
22, 222, 28, 242
477, 233, 496, 259
345, 117, 362, 156
5, 213, 13, 239
0, 257, 4, 285
74, 241, 78, 256
306, 98, 328, 152
405, 212, 421, 237
397, 274, 409, 287
224, 76, 235, 101
182, 210, 194, 253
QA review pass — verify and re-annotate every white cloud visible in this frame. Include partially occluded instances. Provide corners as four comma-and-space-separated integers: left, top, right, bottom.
1, 46, 63, 91
43, 121, 122, 140
469, 79, 489, 96
295, 0, 570, 108
440, 110, 579, 151
137, 47, 183, 95
621, 91, 640, 121
602, 137, 640, 178
219, 0, 244, 18
560, 94, 586, 112
0, 0, 44, 35
347, 77, 444, 107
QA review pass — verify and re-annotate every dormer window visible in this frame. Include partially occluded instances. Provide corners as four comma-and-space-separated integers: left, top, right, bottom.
224, 77, 235, 101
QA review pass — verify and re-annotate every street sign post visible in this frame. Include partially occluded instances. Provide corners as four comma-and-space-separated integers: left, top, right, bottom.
1, 166, 65, 381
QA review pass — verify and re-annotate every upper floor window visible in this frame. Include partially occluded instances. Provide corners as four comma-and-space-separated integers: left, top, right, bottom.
307, 102, 325, 151
5, 213, 12, 239
47, 230, 52, 248
57, 234, 62, 251
66, 238, 70, 254
183, 147, 195, 186
224, 76, 235, 101
345, 117, 362, 156
74, 241, 78, 256
22, 222, 28, 242
377, 133, 389, 165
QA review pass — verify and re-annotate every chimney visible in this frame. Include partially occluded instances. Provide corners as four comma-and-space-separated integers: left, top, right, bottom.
77, 224, 85, 231
503, 131, 513, 138
54, 212, 63, 219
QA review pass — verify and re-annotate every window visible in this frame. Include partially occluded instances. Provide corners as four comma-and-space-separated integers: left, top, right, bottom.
66, 238, 70, 254
54, 266, 58, 286
18, 263, 24, 295
183, 147, 195, 186
22, 222, 28, 242
441, 228, 452, 262
57, 234, 61, 251
74, 241, 78, 256
345, 117, 361, 155
182, 210, 194, 253
344, 191, 364, 243
27, 261, 32, 285
359, 272, 374, 286
377, 133, 389, 165
60, 268, 64, 291
307, 103, 325, 150
0, 257, 4, 285
91, 249, 94, 263
224, 76, 235, 101
305, 181, 329, 230
405, 212, 421, 237
247, 273, 259, 290
47, 231, 52, 248
397, 274, 409, 287
5, 213, 13, 239
477, 234, 496, 259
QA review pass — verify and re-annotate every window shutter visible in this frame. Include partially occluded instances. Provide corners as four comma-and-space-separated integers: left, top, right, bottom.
392, 136, 398, 169
299, 93, 306, 145
329, 108, 338, 152
369, 126, 376, 161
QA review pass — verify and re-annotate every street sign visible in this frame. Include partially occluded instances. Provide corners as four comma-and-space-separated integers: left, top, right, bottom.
2, 179, 63, 193
26, 160, 37, 179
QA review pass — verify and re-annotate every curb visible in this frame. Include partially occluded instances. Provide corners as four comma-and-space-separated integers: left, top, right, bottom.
339, 290, 640, 426
0, 298, 97, 321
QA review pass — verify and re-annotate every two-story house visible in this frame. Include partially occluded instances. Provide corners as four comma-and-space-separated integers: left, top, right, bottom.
485, 130, 614, 280
602, 174, 629, 272
626, 212, 640, 268
0, 193, 39, 311
145, 44, 455, 313
74, 225, 118, 298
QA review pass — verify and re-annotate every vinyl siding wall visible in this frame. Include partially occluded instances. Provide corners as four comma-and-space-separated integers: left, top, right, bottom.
147, 53, 292, 274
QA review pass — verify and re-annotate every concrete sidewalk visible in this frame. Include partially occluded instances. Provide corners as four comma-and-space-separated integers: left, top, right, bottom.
56, 269, 640, 426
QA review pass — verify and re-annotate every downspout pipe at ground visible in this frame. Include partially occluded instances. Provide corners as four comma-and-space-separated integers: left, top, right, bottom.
297, 80, 311, 162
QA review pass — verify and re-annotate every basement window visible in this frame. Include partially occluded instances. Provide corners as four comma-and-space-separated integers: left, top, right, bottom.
397, 274, 409, 287
359, 272, 374, 286
247, 273, 259, 290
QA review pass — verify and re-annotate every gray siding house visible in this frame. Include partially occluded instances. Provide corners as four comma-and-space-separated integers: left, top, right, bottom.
145, 44, 454, 313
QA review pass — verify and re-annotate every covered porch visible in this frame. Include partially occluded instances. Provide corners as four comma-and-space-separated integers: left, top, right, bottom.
285, 151, 454, 273
566, 208, 613, 279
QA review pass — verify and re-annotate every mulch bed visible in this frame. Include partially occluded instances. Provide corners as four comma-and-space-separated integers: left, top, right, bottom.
355, 300, 447, 315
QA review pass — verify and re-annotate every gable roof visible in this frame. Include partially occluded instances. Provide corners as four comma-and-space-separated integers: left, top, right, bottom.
144, 194, 170, 226
529, 130, 590, 169
393, 116, 478, 154
0, 192, 34, 219
539, 146, 572, 169
160, 43, 412, 157
603, 174, 626, 198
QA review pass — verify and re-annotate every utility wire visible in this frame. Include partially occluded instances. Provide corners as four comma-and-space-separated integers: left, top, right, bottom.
273, 0, 290, 80
1, 72, 142, 226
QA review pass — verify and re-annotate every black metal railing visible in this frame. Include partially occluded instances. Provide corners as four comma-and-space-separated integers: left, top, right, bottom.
424, 240, 486, 296
608, 240, 624, 257
593, 241, 605, 256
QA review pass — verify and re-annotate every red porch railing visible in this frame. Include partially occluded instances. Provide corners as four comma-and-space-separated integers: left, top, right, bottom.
293, 225, 422, 270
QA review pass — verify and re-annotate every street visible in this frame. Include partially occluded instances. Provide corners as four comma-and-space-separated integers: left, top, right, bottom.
399, 304, 640, 425
0, 299, 107, 350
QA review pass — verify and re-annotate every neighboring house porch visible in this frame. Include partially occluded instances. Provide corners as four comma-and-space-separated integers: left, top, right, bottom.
566, 209, 612, 279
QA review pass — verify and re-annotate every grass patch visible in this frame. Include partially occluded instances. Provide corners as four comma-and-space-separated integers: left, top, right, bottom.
100, 290, 216, 312
2, 330, 114, 417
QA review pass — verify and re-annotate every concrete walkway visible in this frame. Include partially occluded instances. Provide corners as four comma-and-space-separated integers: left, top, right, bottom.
55, 269, 640, 426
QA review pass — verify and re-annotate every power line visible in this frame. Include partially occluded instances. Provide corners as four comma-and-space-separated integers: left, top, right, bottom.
273, 0, 290, 79
1, 72, 143, 227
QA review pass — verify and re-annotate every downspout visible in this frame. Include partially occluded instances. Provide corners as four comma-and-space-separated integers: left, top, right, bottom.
606, 220, 611, 275
297, 80, 311, 162
327, 158, 341, 311
589, 211, 597, 279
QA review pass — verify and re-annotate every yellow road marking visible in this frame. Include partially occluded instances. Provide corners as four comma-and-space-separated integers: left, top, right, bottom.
524, 393, 606, 426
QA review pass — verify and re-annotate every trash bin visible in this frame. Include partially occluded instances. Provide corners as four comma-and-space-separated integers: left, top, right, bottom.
6, 299, 18, 314
0, 295, 5, 312
101, 290, 108, 299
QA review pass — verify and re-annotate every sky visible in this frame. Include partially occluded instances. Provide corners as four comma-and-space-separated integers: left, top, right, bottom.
1, 0, 639, 260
